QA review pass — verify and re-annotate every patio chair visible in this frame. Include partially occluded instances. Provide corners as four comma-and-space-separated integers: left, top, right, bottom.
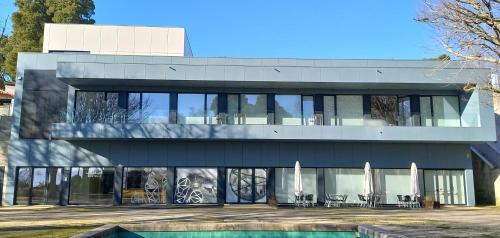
294, 194, 305, 207
411, 195, 421, 208
397, 195, 404, 208
340, 195, 348, 207
305, 194, 315, 207
325, 194, 333, 207
404, 195, 412, 208
357, 194, 368, 207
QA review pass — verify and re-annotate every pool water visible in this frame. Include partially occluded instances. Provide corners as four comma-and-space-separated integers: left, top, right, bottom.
107, 230, 358, 238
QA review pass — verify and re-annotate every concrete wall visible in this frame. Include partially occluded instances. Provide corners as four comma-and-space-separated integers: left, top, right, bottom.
43, 24, 190, 56
472, 153, 500, 205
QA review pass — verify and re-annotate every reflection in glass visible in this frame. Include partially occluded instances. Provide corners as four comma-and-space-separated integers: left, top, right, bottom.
141, 93, 169, 123
15, 167, 32, 205
302, 96, 314, 126
69, 167, 114, 204
227, 94, 239, 125
177, 94, 205, 124
175, 168, 217, 204
241, 94, 267, 125
206, 94, 218, 124
254, 169, 267, 203
371, 95, 398, 126
337, 95, 363, 126
122, 167, 168, 204
373, 169, 411, 204
323, 96, 336, 126
226, 168, 267, 203
420, 96, 433, 127
275, 168, 317, 203
275, 95, 302, 125
324, 168, 364, 204
432, 96, 460, 127
424, 170, 465, 205
105, 93, 127, 123
74, 92, 106, 123
398, 96, 412, 126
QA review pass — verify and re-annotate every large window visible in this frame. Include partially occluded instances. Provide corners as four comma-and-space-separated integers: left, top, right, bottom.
302, 96, 315, 126
69, 167, 114, 204
141, 93, 170, 123
397, 96, 412, 126
371, 95, 398, 126
177, 94, 206, 124
420, 96, 433, 127
373, 169, 412, 204
74, 92, 107, 123
324, 168, 364, 204
227, 94, 239, 125
336, 95, 363, 126
206, 94, 219, 124
424, 170, 465, 205
275, 168, 317, 203
275, 95, 302, 125
122, 167, 168, 204
323, 96, 336, 126
240, 94, 268, 125
15, 167, 63, 205
174, 168, 218, 204
432, 96, 460, 127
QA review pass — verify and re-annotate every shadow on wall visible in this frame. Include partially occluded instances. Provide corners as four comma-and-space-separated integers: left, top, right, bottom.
472, 153, 500, 206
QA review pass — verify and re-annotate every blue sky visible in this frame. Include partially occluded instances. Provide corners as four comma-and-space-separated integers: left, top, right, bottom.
0, 0, 444, 59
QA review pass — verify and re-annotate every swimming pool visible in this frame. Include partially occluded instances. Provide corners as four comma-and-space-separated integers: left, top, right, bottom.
107, 230, 358, 238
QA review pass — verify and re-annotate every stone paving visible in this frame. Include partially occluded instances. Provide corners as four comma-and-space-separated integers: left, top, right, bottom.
0, 205, 499, 237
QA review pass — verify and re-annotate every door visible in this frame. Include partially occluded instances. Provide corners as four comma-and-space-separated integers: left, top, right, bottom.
226, 168, 267, 203
424, 170, 466, 205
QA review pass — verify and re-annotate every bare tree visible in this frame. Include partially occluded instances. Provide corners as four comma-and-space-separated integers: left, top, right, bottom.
0, 17, 9, 84
416, 0, 499, 94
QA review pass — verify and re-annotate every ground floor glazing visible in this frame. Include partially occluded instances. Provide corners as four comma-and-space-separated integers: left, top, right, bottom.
12, 166, 467, 206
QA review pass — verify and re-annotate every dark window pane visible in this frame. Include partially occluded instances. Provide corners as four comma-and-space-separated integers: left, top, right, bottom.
323, 96, 336, 126
275, 95, 301, 125
69, 167, 114, 204
371, 96, 398, 126
122, 167, 168, 204
15, 168, 32, 205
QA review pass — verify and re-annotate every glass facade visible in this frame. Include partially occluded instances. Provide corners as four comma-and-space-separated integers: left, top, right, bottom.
432, 96, 460, 127
324, 168, 364, 204
275, 95, 302, 125
174, 168, 218, 204
275, 168, 317, 203
240, 94, 268, 125
122, 167, 168, 204
226, 168, 267, 203
373, 169, 411, 204
15, 167, 63, 205
336, 95, 364, 126
69, 167, 114, 204
72, 91, 470, 128
424, 170, 466, 205
371, 95, 398, 126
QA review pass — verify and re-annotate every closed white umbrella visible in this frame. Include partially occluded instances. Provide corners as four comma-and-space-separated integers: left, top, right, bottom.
363, 162, 374, 197
294, 161, 303, 197
410, 162, 420, 198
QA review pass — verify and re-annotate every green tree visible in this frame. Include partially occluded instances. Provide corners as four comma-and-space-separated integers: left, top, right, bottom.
2, 0, 95, 81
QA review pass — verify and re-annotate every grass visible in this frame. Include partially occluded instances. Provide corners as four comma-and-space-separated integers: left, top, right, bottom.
0, 227, 95, 238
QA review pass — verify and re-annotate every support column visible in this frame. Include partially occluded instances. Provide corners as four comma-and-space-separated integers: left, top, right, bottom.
59, 167, 71, 206
217, 167, 226, 205
166, 167, 175, 204
465, 169, 476, 206
113, 165, 123, 206
2, 165, 15, 206
317, 168, 325, 206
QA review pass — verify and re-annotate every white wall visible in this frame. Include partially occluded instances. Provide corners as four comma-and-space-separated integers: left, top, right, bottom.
43, 23, 190, 56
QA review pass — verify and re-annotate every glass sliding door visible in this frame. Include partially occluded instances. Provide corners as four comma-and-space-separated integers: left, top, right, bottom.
15, 167, 63, 205
174, 168, 218, 204
275, 95, 302, 125
424, 170, 466, 205
373, 169, 411, 204
371, 95, 398, 126
323, 96, 336, 126
206, 94, 219, 124
275, 168, 317, 203
122, 167, 168, 204
336, 95, 363, 126
69, 167, 115, 204
302, 96, 315, 126
15, 167, 32, 205
177, 94, 205, 124
240, 94, 268, 125
432, 96, 460, 127
324, 168, 364, 204
226, 168, 267, 203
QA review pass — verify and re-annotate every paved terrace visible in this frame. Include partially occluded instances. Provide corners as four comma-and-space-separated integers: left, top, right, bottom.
0, 205, 499, 238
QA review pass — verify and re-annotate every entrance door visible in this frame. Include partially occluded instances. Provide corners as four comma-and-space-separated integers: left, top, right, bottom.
424, 170, 466, 205
226, 168, 267, 203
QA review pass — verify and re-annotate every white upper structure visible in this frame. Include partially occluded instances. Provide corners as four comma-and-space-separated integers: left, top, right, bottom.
42, 23, 192, 56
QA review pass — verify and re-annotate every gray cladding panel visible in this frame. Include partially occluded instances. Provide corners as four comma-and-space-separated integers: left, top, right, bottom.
8, 139, 473, 169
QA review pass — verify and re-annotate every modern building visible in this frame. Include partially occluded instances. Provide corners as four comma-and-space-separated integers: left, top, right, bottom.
1, 23, 496, 207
